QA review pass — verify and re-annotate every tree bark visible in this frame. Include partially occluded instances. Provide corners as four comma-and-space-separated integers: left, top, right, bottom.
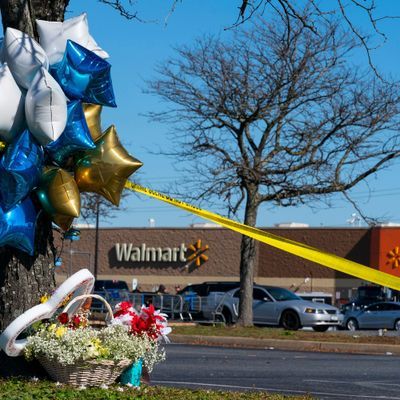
0, 0, 68, 375
0, 0, 69, 38
237, 188, 258, 327
0, 213, 56, 331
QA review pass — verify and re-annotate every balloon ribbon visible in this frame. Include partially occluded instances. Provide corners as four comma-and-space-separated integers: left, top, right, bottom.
125, 181, 400, 291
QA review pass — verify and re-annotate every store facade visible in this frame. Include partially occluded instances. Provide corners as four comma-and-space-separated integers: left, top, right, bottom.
55, 226, 400, 303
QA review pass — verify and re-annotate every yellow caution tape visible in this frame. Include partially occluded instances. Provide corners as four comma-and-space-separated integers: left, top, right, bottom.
125, 181, 400, 291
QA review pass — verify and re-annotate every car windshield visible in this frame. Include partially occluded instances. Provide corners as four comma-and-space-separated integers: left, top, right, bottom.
267, 287, 301, 301
95, 281, 128, 290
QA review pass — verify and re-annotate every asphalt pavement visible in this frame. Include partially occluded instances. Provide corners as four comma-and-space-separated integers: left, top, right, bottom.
170, 330, 400, 356
151, 343, 400, 400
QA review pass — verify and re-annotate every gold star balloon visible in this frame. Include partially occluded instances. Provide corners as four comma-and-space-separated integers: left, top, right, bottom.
74, 125, 142, 206
36, 167, 81, 230
83, 103, 103, 141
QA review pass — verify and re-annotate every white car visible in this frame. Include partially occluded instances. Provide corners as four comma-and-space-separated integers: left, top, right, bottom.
204, 285, 343, 331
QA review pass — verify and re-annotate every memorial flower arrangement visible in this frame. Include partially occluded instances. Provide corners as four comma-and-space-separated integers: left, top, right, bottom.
24, 309, 166, 373
112, 301, 172, 341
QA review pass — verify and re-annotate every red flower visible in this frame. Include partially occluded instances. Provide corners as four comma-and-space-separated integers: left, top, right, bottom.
58, 313, 69, 325
117, 301, 133, 313
71, 315, 81, 328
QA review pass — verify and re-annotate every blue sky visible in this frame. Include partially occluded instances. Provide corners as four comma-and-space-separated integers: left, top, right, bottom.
4, 1, 400, 228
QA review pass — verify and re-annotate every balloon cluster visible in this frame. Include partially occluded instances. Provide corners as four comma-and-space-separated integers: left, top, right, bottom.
0, 13, 142, 255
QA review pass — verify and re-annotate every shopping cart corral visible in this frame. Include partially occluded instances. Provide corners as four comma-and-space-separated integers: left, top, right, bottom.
90, 290, 229, 323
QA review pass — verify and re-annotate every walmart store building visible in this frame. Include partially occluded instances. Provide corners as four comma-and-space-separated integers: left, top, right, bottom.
56, 225, 400, 302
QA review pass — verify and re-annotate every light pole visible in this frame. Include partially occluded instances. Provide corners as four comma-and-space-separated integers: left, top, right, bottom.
64, 228, 81, 277
69, 250, 93, 276
94, 196, 100, 280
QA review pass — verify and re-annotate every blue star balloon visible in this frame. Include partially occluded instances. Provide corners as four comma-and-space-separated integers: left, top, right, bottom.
0, 196, 38, 255
46, 101, 95, 166
50, 40, 116, 107
0, 130, 43, 211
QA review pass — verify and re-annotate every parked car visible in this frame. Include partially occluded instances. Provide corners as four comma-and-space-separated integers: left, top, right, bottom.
340, 298, 377, 314
342, 301, 400, 331
93, 280, 130, 302
203, 285, 343, 331
356, 285, 386, 302
178, 281, 241, 297
296, 291, 333, 305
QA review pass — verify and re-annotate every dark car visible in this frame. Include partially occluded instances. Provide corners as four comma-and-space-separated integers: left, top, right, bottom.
94, 280, 129, 291
94, 280, 130, 302
343, 302, 400, 331
340, 298, 378, 313
178, 281, 241, 297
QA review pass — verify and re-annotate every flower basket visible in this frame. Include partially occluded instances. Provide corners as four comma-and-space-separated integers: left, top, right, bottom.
38, 356, 132, 387
24, 292, 168, 388
34, 294, 133, 387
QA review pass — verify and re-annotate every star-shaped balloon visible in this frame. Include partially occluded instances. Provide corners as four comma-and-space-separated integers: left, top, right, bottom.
46, 101, 95, 166
0, 196, 38, 255
0, 130, 43, 211
74, 125, 142, 206
82, 103, 103, 141
50, 40, 116, 107
37, 168, 81, 231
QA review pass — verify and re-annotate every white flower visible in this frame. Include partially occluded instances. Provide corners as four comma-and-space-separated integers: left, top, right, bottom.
24, 322, 166, 372
113, 313, 134, 327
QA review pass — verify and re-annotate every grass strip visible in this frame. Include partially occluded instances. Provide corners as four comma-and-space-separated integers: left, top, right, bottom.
0, 378, 313, 400
171, 325, 400, 344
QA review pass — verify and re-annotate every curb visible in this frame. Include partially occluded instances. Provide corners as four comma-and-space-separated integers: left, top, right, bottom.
169, 334, 400, 356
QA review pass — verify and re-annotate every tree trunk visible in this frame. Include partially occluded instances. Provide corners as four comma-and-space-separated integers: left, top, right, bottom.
0, 0, 68, 375
237, 188, 259, 327
0, 0, 69, 38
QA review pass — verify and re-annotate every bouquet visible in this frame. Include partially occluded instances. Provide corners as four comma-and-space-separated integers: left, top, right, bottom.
112, 301, 172, 342
24, 297, 170, 386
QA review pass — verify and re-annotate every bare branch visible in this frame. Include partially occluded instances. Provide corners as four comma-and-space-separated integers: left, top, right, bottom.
97, 0, 143, 21
231, 0, 400, 78
147, 10, 400, 221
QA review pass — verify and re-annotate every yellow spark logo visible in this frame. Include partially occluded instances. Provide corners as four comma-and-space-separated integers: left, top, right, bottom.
387, 246, 400, 269
186, 239, 209, 267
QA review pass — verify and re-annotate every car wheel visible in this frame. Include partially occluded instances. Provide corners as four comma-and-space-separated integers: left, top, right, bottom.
281, 310, 301, 331
312, 326, 329, 332
222, 308, 233, 326
346, 318, 358, 331
394, 319, 400, 331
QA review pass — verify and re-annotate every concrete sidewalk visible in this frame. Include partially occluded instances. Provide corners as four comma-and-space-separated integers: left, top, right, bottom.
169, 333, 400, 356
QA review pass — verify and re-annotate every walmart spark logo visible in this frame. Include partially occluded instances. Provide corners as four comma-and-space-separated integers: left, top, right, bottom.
186, 239, 209, 267
387, 246, 400, 269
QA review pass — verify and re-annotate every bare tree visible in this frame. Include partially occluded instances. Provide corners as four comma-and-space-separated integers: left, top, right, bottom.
146, 13, 400, 326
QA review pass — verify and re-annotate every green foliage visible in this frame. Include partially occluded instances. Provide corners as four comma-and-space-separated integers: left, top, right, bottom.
0, 378, 313, 400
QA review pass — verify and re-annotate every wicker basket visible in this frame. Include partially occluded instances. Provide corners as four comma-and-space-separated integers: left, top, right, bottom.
37, 294, 132, 387
38, 356, 132, 387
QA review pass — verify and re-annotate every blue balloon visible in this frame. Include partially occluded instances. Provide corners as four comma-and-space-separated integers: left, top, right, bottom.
0, 130, 43, 211
0, 196, 38, 255
50, 40, 116, 107
46, 101, 95, 166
